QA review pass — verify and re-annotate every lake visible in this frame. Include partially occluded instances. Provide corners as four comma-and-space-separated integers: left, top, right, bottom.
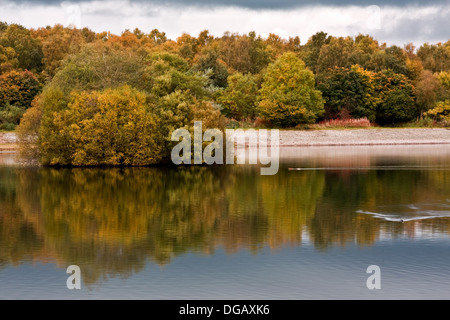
1, 144, 450, 300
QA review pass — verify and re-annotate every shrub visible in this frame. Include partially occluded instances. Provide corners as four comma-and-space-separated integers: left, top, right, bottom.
314, 117, 372, 129
424, 100, 450, 122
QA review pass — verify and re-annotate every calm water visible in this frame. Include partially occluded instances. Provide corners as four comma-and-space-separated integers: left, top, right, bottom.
1, 145, 450, 300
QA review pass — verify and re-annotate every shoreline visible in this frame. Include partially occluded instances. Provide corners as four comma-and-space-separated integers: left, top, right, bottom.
1, 128, 450, 152
277, 128, 450, 147
0, 132, 18, 152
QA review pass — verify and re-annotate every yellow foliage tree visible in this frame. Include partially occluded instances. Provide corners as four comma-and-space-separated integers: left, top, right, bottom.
20, 85, 163, 166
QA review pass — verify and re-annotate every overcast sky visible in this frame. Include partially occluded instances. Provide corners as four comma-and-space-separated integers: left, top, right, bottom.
1, 0, 449, 47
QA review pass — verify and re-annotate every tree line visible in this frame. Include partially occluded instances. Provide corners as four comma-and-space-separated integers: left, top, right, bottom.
0, 22, 449, 165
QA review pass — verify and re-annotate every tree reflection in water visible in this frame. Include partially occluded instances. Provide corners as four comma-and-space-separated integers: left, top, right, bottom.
0, 150, 449, 285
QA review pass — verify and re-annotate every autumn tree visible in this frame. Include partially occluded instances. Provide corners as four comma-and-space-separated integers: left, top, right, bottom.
219, 32, 252, 74
148, 28, 167, 45
0, 45, 18, 74
197, 30, 214, 48
0, 70, 42, 129
415, 70, 441, 117
265, 33, 287, 59
0, 69, 42, 109
258, 52, 324, 127
107, 29, 141, 49
0, 23, 43, 72
417, 41, 450, 73
437, 71, 450, 89
33, 24, 87, 78
176, 33, 199, 63
286, 36, 301, 54
403, 42, 424, 81
0, 21, 7, 32
22, 86, 162, 166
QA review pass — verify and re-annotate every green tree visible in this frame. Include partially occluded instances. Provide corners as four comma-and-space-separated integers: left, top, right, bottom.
192, 43, 229, 88
373, 69, 417, 125
248, 31, 272, 74
366, 46, 409, 77
144, 51, 211, 99
300, 31, 331, 74
382, 45, 409, 76
50, 41, 146, 94
258, 52, 324, 127
152, 89, 225, 162
316, 36, 355, 74
316, 65, 377, 121
216, 72, 259, 120
352, 34, 380, 69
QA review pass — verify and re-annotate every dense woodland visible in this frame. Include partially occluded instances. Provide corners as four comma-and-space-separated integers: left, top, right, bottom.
0, 22, 449, 165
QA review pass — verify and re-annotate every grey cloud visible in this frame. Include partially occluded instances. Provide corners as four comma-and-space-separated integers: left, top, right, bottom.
3, 0, 450, 9
371, 7, 450, 46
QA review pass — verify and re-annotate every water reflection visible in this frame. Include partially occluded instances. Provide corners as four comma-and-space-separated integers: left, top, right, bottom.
0, 145, 449, 286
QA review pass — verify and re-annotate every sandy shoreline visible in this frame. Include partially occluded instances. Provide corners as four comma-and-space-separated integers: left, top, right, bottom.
1, 128, 450, 152
0, 132, 18, 151
277, 128, 450, 146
